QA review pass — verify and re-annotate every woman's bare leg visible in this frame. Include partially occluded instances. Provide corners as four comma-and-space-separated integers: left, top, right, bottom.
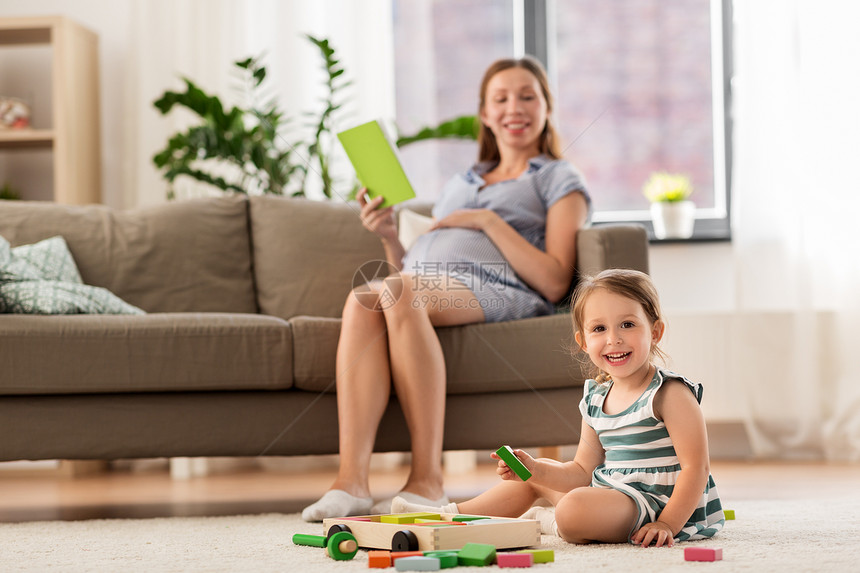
302, 287, 394, 520
329, 290, 393, 498
382, 274, 484, 500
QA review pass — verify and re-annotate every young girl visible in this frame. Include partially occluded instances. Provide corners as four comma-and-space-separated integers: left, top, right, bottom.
393, 269, 724, 547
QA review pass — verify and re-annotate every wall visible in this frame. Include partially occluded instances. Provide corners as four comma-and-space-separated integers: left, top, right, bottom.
0, 0, 395, 207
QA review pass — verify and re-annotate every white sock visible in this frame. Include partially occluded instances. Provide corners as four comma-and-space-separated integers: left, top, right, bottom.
520, 505, 559, 536
390, 494, 458, 515
301, 489, 373, 522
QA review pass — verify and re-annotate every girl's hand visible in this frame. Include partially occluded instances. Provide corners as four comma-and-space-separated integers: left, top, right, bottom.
358, 188, 397, 242
490, 448, 536, 481
432, 209, 500, 232
631, 521, 675, 548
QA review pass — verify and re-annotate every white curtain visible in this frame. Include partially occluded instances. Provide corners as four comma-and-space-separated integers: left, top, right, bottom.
123, 0, 395, 207
732, 0, 860, 459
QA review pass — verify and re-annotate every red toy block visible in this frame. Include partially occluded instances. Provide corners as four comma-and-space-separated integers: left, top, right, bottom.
368, 550, 392, 568
391, 550, 425, 562
684, 547, 723, 562
497, 552, 534, 568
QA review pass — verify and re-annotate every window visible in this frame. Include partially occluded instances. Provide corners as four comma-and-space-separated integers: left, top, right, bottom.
393, 0, 732, 241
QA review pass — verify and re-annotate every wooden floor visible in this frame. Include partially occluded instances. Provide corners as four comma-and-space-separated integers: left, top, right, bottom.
1, 459, 859, 523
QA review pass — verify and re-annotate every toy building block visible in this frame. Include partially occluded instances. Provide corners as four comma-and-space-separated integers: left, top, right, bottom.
452, 515, 490, 522
458, 542, 497, 566
414, 519, 465, 526
723, 509, 735, 520
391, 551, 425, 562
423, 551, 459, 569
292, 531, 357, 561
517, 549, 554, 563
497, 552, 534, 568
292, 533, 326, 548
465, 518, 528, 525
496, 446, 532, 481
368, 550, 392, 568
395, 555, 441, 571
684, 547, 723, 562
326, 531, 358, 560
381, 512, 443, 524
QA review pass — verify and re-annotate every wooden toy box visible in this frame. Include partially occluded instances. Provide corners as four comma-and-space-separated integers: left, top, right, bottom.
322, 513, 541, 552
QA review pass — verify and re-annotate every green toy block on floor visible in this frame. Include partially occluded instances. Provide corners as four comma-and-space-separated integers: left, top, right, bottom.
724, 509, 735, 520
458, 542, 497, 566
423, 551, 459, 569
517, 549, 554, 563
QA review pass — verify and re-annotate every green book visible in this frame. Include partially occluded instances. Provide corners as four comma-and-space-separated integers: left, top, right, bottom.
337, 119, 416, 207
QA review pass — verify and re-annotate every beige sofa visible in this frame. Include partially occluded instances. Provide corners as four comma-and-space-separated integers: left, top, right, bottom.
0, 196, 648, 463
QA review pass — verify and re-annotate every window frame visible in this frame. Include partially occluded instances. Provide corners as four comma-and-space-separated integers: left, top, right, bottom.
519, 0, 733, 242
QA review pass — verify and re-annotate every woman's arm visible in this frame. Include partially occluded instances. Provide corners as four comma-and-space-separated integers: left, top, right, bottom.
432, 191, 588, 303
631, 380, 711, 547
358, 190, 407, 270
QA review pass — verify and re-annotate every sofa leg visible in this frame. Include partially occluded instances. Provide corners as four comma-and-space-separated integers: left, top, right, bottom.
443, 450, 477, 474
170, 457, 211, 480
58, 460, 109, 478
537, 446, 561, 460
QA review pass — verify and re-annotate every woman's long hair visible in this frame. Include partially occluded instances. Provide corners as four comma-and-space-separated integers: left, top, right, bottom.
477, 56, 563, 163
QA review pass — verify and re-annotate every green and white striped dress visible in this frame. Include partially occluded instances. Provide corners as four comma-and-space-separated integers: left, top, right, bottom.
579, 367, 724, 542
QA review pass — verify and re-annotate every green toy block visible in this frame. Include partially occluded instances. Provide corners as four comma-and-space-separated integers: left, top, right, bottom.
452, 515, 490, 522
458, 542, 497, 566
517, 549, 554, 563
291, 533, 326, 548
723, 509, 735, 520
423, 551, 459, 569
496, 445, 532, 481
326, 531, 358, 561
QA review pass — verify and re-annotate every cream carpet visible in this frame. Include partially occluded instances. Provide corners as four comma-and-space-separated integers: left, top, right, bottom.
1, 499, 858, 572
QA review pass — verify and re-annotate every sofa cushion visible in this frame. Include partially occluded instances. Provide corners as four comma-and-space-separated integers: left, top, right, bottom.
249, 196, 387, 320
290, 313, 581, 394
0, 197, 257, 313
0, 235, 144, 315
0, 313, 292, 395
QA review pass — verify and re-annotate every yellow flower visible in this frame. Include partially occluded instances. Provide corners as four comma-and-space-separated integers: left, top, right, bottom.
643, 172, 693, 203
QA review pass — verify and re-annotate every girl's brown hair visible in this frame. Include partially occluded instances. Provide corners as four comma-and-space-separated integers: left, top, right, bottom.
477, 56, 563, 163
571, 269, 668, 382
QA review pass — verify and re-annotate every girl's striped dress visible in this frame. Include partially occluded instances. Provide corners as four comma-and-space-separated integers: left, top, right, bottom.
579, 367, 724, 542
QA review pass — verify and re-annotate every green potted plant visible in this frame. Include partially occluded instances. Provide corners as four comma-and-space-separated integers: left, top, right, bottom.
152, 36, 352, 200
0, 182, 21, 200
643, 171, 695, 239
152, 35, 480, 201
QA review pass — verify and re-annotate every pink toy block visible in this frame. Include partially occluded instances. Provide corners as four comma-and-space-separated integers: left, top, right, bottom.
497, 552, 534, 568
684, 547, 722, 562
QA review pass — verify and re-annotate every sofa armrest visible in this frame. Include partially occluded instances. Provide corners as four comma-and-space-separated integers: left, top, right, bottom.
576, 224, 649, 276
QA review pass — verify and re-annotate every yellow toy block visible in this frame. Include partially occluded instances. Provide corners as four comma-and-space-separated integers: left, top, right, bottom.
381, 512, 442, 524
517, 548, 554, 563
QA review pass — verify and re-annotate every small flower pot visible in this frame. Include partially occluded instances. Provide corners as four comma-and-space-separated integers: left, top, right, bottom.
651, 200, 695, 239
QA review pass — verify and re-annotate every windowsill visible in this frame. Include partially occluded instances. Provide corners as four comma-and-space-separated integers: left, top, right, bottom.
649, 230, 732, 244
594, 219, 732, 244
